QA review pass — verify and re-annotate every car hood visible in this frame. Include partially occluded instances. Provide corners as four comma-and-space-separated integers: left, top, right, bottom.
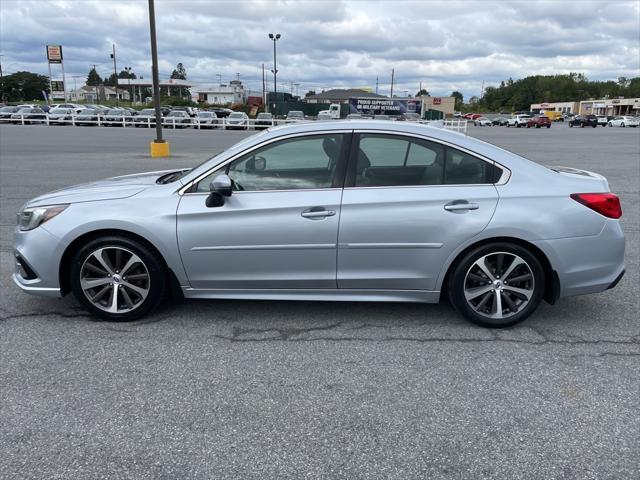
25, 170, 181, 208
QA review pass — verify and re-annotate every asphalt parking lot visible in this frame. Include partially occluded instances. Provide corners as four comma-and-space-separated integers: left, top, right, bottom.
1, 123, 638, 479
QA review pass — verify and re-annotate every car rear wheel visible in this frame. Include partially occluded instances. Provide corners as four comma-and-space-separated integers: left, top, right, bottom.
448, 243, 545, 328
621, 123, 625, 127
70, 235, 167, 321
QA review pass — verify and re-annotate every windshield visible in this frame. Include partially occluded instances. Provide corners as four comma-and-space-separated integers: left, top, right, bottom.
288, 111, 303, 118
257, 113, 271, 119
229, 112, 244, 118
0, 107, 17, 112
107, 109, 123, 115
140, 109, 155, 115
198, 112, 213, 117
168, 111, 185, 117
17, 108, 30, 113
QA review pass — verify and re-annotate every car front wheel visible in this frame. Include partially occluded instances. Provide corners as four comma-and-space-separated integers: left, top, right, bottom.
448, 243, 544, 328
70, 235, 167, 321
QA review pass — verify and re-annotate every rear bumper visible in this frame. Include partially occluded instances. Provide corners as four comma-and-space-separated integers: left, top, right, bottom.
534, 220, 625, 298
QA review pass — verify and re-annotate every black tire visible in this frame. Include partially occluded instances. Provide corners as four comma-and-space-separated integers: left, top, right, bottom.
447, 242, 545, 328
569, 123, 573, 128
69, 235, 167, 321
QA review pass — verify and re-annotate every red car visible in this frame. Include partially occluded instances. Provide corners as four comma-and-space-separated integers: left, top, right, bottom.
526, 115, 551, 128
463, 113, 482, 120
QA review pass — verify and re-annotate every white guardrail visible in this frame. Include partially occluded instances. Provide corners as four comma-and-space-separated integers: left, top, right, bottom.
1, 114, 468, 134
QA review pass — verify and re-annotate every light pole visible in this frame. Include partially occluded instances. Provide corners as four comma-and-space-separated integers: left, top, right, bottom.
147, 0, 169, 157
268, 33, 280, 114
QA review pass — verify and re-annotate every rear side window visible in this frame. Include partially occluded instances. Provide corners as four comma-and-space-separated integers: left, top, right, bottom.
445, 148, 500, 184
354, 134, 500, 187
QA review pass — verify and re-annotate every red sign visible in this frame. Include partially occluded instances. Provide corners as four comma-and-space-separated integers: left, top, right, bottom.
433, 97, 442, 105
46, 45, 63, 63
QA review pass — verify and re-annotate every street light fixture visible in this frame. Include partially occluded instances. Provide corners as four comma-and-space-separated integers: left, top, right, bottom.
268, 33, 281, 114
124, 66, 133, 104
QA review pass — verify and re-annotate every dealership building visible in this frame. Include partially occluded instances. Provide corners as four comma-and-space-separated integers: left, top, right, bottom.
531, 98, 640, 116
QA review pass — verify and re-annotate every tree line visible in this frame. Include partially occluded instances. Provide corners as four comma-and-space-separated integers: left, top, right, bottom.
0, 63, 189, 102
473, 73, 640, 112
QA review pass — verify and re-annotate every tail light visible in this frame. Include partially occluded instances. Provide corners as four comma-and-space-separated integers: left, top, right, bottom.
571, 193, 622, 219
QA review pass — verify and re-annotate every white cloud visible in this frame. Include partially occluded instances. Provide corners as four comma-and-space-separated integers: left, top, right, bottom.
0, 0, 638, 98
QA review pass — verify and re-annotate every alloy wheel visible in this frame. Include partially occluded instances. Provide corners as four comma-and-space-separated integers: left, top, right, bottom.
80, 247, 150, 314
463, 252, 535, 320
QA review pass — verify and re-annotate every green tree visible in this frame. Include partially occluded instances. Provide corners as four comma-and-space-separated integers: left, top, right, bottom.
304, 90, 316, 98
169, 62, 188, 97
415, 88, 429, 97
1, 71, 49, 101
86, 67, 102, 86
450, 90, 463, 110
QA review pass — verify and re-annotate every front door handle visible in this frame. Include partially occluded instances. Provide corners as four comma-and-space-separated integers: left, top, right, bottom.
444, 201, 479, 212
301, 208, 336, 219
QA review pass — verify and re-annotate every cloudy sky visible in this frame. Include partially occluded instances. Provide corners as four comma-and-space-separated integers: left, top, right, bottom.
1, 0, 638, 98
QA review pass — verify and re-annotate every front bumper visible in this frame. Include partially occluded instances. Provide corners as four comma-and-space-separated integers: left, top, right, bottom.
13, 225, 68, 297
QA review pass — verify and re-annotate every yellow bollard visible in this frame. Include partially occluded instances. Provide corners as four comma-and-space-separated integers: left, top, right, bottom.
150, 140, 170, 158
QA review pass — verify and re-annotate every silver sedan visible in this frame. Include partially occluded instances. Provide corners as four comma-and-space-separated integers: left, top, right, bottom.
13, 121, 625, 327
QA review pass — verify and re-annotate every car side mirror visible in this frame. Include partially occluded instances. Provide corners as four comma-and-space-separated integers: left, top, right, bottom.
206, 174, 232, 208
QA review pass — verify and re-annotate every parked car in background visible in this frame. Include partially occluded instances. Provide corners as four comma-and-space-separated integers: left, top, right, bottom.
224, 111, 249, 130
103, 108, 136, 127
491, 117, 508, 126
569, 115, 598, 128
526, 116, 552, 128
474, 116, 492, 126
398, 112, 421, 122
608, 116, 639, 127
162, 110, 192, 128
75, 109, 105, 126
286, 110, 305, 121
133, 108, 157, 127
48, 108, 76, 125
317, 112, 334, 121
11, 107, 47, 124
255, 112, 274, 129
596, 115, 608, 126
0, 106, 21, 122
212, 108, 233, 118
507, 114, 531, 127
12, 121, 625, 328
171, 106, 196, 117
195, 111, 219, 129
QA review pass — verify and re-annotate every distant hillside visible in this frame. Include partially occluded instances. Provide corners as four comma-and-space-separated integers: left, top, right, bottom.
475, 73, 640, 111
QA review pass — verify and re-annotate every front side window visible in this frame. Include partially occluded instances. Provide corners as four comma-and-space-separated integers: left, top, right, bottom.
196, 134, 344, 192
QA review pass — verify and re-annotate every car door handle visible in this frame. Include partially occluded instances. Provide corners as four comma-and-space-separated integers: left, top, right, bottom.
444, 201, 479, 212
301, 208, 336, 219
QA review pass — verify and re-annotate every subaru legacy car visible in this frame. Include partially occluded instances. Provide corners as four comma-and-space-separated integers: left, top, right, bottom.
13, 121, 624, 327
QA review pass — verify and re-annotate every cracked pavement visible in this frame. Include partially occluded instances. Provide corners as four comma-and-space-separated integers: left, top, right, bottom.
1, 125, 638, 479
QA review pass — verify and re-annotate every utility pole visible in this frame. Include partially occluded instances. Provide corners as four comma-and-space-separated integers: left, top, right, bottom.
419, 80, 422, 96
481, 80, 485, 99
216, 73, 222, 85
375, 75, 379, 95
110, 43, 119, 106
390, 68, 395, 97
268, 33, 280, 114
147, 0, 168, 156
235, 72, 240, 82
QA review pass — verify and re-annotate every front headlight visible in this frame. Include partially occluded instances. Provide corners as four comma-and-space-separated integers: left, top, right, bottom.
17, 204, 69, 231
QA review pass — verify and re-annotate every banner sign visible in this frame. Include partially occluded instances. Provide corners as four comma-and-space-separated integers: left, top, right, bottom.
348, 97, 421, 115
51, 80, 65, 92
46, 45, 63, 63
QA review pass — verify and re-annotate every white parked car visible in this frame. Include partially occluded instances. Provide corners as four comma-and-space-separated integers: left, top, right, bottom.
506, 115, 531, 127
224, 112, 249, 130
596, 115, 608, 126
195, 111, 219, 129
607, 116, 639, 128
474, 116, 492, 126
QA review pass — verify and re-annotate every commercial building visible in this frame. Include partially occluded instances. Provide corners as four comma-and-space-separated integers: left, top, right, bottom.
116, 78, 193, 102
69, 85, 130, 102
530, 98, 640, 116
305, 88, 387, 104
530, 101, 579, 114
191, 80, 247, 105
579, 97, 640, 116
420, 96, 455, 117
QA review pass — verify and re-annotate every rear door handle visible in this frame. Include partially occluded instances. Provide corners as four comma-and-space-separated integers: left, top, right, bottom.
444, 201, 479, 212
301, 208, 336, 219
